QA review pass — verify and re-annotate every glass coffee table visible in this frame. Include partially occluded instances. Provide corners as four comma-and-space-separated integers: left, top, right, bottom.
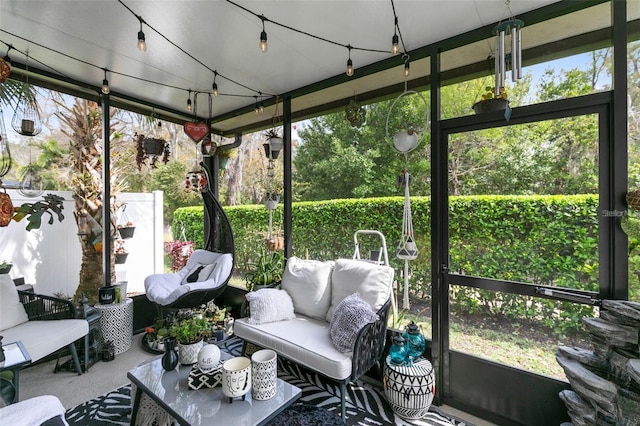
0, 340, 32, 404
128, 352, 301, 426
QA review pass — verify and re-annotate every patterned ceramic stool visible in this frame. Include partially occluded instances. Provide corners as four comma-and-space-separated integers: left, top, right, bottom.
383, 355, 436, 419
95, 298, 134, 355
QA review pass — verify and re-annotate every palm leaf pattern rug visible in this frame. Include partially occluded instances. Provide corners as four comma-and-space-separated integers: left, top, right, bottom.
66, 337, 469, 426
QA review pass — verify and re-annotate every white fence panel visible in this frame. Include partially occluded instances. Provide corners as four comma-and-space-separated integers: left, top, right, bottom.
0, 190, 164, 298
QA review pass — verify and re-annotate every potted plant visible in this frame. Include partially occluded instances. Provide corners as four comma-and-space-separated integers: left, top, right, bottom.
216, 146, 237, 170
243, 247, 285, 292
170, 315, 211, 364
472, 86, 509, 114
0, 260, 12, 274
263, 129, 283, 160
114, 239, 128, 264
117, 221, 135, 239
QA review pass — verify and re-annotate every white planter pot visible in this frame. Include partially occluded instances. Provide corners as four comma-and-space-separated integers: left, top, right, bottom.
178, 340, 204, 365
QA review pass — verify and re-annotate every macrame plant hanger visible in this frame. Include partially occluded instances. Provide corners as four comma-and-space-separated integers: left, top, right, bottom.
385, 80, 428, 310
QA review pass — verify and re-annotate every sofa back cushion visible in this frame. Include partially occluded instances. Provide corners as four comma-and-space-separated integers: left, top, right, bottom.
0, 274, 29, 332
281, 257, 334, 320
326, 259, 394, 322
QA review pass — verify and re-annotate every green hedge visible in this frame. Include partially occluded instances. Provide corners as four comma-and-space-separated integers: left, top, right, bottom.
174, 194, 600, 335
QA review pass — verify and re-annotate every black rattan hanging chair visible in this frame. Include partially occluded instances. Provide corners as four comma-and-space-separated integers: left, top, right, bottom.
144, 162, 234, 310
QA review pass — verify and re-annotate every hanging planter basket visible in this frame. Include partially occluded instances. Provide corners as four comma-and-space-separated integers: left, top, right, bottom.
627, 189, 640, 211
472, 98, 509, 114
115, 253, 128, 264
118, 226, 135, 239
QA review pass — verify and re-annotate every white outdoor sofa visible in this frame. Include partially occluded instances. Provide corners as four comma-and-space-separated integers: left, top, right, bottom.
234, 257, 394, 419
0, 274, 88, 383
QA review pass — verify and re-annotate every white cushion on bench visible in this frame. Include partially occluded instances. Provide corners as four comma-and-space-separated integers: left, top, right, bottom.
1, 319, 88, 363
281, 257, 334, 320
326, 259, 394, 322
234, 315, 353, 380
0, 274, 29, 331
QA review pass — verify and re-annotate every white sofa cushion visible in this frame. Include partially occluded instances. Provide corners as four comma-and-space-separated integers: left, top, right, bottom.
281, 257, 334, 320
145, 252, 233, 306
246, 288, 295, 325
326, 259, 394, 322
1, 318, 88, 362
0, 274, 29, 332
329, 293, 379, 353
234, 315, 353, 380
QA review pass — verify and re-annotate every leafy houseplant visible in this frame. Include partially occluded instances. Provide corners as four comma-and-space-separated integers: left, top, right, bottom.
169, 315, 211, 345
0, 260, 12, 274
472, 86, 509, 114
114, 239, 128, 264
244, 248, 285, 291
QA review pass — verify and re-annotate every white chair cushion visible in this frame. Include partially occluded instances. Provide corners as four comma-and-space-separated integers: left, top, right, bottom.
326, 259, 394, 322
281, 257, 334, 320
246, 288, 295, 325
180, 263, 217, 285
1, 318, 88, 362
0, 274, 29, 332
234, 315, 353, 380
145, 252, 233, 306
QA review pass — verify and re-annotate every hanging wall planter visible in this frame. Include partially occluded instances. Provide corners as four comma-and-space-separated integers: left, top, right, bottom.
118, 226, 135, 239
115, 253, 128, 264
472, 98, 509, 114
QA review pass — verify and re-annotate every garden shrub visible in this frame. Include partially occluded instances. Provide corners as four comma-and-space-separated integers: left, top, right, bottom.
174, 194, 600, 336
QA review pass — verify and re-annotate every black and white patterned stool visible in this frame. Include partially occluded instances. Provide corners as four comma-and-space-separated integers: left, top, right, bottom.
383, 355, 436, 419
95, 298, 134, 355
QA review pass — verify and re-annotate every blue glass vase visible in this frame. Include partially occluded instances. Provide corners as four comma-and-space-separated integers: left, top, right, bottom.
389, 334, 407, 365
402, 321, 426, 361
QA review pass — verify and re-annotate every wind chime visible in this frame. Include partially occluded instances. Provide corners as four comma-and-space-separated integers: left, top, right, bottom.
493, 0, 524, 96
386, 80, 428, 310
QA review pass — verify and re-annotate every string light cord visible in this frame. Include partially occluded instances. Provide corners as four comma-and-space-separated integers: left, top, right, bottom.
117, 0, 272, 98
0, 33, 270, 104
226, 0, 391, 55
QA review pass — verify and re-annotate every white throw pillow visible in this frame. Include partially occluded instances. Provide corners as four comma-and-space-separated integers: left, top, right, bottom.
0, 274, 29, 332
326, 259, 394, 322
246, 288, 295, 325
281, 257, 334, 320
329, 293, 379, 353
181, 263, 216, 285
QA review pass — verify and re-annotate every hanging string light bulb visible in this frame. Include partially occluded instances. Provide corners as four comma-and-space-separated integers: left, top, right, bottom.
259, 15, 268, 53
0, 45, 12, 83
137, 16, 147, 51
391, 17, 399, 55
259, 92, 265, 114
211, 71, 219, 97
186, 89, 192, 112
493, 0, 523, 96
101, 68, 110, 95
346, 45, 354, 77
12, 51, 42, 137
254, 96, 260, 114
403, 55, 410, 77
